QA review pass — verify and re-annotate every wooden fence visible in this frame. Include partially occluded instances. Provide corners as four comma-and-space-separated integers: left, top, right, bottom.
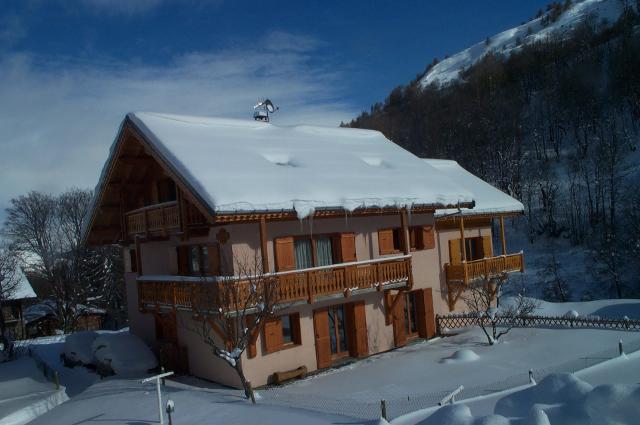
436, 313, 640, 333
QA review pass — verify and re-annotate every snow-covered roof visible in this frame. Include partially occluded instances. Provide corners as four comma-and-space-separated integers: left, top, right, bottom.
114, 112, 474, 218
8, 268, 36, 300
423, 159, 523, 216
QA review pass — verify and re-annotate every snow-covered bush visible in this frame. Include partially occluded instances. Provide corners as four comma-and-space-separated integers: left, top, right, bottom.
91, 332, 157, 376
63, 331, 99, 366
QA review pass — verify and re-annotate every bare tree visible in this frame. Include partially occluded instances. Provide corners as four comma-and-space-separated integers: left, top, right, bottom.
462, 277, 539, 345
3, 189, 124, 332
0, 241, 20, 357
190, 253, 284, 401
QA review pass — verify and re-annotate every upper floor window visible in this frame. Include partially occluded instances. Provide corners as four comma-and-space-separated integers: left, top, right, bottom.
157, 178, 177, 203
177, 244, 220, 276
275, 233, 356, 272
378, 228, 402, 255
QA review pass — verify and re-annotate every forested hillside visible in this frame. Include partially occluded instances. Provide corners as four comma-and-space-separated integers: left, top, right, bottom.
347, 1, 640, 300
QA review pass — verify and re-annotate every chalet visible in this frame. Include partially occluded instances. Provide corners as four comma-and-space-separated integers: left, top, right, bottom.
2, 268, 36, 341
83, 112, 524, 388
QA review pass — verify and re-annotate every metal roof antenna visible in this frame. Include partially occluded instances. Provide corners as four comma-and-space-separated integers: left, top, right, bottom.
253, 98, 278, 122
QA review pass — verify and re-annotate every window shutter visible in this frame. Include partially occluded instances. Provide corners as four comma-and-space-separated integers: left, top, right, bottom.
422, 225, 436, 250
263, 318, 283, 353
313, 309, 332, 369
392, 294, 407, 347
482, 235, 493, 258
206, 243, 221, 275
340, 233, 357, 262
415, 288, 436, 338
274, 237, 296, 271
346, 302, 368, 357
176, 246, 189, 274
246, 315, 259, 358
378, 229, 395, 255
448, 239, 462, 264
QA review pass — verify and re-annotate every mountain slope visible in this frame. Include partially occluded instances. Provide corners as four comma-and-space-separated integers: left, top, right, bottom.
420, 0, 630, 87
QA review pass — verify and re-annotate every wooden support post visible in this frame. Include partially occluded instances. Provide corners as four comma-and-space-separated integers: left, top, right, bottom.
177, 188, 189, 241
459, 215, 466, 262
135, 236, 143, 277
259, 217, 270, 274
499, 216, 507, 256
380, 399, 387, 420
400, 208, 410, 255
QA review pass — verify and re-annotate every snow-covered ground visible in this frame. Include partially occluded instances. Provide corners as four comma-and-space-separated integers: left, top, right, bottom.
0, 357, 68, 425
4, 299, 640, 424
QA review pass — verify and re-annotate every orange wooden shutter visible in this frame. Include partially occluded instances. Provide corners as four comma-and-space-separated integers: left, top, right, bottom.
448, 239, 462, 264
176, 246, 189, 274
482, 235, 493, 258
246, 315, 260, 358
392, 294, 407, 347
378, 229, 395, 255
263, 318, 283, 353
274, 237, 296, 271
422, 225, 436, 250
346, 302, 368, 357
313, 309, 332, 369
340, 233, 357, 262
206, 243, 221, 275
415, 288, 437, 338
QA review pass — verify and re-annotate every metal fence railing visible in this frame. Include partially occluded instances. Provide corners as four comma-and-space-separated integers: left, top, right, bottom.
257, 323, 640, 421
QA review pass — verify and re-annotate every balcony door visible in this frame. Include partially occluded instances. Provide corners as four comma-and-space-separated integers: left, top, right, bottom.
313, 302, 368, 369
328, 305, 349, 358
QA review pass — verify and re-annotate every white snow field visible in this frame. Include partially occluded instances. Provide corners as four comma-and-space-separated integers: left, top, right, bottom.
91, 332, 157, 376
0, 357, 68, 425
419, 0, 632, 88
5, 299, 640, 424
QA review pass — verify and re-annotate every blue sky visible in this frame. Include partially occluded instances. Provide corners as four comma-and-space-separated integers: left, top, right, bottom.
0, 0, 549, 215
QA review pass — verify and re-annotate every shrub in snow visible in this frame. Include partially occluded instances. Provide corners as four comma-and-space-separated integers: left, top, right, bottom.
441, 349, 480, 364
416, 403, 473, 425
63, 331, 99, 367
91, 332, 157, 376
564, 310, 579, 319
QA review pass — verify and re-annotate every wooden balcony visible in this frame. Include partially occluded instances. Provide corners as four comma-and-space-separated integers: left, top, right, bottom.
137, 255, 412, 311
445, 252, 525, 285
125, 201, 207, 238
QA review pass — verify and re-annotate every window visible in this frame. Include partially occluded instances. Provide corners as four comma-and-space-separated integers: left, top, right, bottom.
404, 292, 419, 337
464, 237, 484, 261
328, 305, 348, 357
263, 313, 301, 353
157, 178, 177, 203
378, 228, 402, 255
294, 236, 335, 269
409, 226, 436, 251
129, 249, 138, 273
294, 239, 314, 269
177, 244, 220, 276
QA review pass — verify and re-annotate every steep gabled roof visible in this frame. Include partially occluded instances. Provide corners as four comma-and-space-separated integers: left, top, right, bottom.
423, 159, 524, 216
87, 112, 474, 233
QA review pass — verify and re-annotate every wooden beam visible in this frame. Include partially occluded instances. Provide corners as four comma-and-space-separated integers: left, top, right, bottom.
459, 215, 466, 262
499, 216, 507, 256
259, 217, 270, 273
400, 208, 410, 255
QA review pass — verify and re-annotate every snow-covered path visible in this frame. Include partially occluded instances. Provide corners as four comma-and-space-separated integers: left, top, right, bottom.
28, 377, 365, 425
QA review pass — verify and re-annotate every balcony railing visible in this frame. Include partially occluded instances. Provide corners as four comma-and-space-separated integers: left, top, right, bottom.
445, 252, 524, 285
137, 255, 412, 311
125, 201, 207, 237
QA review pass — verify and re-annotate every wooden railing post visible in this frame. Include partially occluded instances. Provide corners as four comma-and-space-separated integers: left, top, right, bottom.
499, 216, 507, 256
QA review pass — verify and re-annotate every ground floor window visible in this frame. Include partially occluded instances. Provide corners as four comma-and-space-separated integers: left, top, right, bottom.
263, 313, 301, 353
404, 291, 419, 338
328, 305, 348, 357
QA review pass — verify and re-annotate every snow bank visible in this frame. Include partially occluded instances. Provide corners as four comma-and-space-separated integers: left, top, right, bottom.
441, 349, 480, 364
0, 357, 68, 425
501, 297, 640, 319
91, 332, 157, 376
63, 331, 99, 366
415, 373, 640, 425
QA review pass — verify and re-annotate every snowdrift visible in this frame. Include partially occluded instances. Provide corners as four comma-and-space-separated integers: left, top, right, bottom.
91, 332, 157, 376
